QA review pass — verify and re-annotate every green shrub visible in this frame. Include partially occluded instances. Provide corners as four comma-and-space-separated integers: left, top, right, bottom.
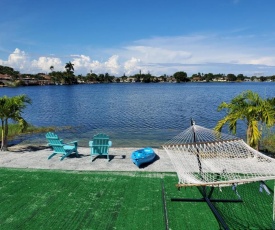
261, 133, 275, 154
0, 123, 55, 140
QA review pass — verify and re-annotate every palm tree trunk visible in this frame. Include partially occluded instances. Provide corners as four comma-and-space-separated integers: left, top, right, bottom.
2, 119, 8, 151
247, 123, 259, 150
1, 119, 4, 151
246, 125, 251, 147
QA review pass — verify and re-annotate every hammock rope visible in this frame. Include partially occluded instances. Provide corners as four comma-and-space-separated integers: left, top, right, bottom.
163, 122, 275, 229
162, 124, 275, 187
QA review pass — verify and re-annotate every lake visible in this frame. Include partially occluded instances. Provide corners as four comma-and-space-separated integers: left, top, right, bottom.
1, 82, 275, 147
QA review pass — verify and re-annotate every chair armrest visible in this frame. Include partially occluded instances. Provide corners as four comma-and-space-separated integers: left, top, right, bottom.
108, 141, 112, 147
66, 141, 78, 148
66, 141, 77, 144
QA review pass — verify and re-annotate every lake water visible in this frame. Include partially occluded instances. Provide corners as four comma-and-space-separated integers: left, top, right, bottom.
1, 82, 275, 147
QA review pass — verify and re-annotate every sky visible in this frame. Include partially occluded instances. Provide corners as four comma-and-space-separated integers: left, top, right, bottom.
1, 0, 275, 77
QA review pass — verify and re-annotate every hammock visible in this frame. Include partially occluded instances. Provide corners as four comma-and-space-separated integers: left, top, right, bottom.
162, 122, 275, 188
163, 121, 275, 229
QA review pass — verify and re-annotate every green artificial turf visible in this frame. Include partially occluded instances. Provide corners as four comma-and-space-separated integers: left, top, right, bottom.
0, 168, 274, 229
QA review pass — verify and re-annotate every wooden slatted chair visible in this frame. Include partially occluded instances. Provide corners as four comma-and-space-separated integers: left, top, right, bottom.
89, 133, 112, 161
46, 132, 78, 161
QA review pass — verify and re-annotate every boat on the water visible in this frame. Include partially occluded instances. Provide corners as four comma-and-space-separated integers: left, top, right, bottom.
131, 147, 156, 167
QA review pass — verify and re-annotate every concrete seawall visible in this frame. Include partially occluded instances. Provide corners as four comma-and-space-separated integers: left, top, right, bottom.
0, 146, 176, 172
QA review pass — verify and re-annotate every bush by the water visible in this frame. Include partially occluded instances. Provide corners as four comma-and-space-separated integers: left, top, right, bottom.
261, 133, 275, 154
0, 123, 54, 140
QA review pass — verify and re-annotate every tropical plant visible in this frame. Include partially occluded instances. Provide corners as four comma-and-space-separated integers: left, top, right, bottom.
65, 62, 74, 73
214, 90, 275, 149
0, 95, 31, 151
64, 62, 76, 84
261, 132, 275, 153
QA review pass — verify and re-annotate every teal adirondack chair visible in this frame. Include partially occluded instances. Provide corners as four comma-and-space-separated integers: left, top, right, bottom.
46, 132, 79, 161
89, 133, 112, 161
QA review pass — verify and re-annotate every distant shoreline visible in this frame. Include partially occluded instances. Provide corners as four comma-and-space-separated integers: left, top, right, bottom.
1, 80, 274, 88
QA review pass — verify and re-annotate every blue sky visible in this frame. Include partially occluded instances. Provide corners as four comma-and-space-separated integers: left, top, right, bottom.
1, 0, 275, 77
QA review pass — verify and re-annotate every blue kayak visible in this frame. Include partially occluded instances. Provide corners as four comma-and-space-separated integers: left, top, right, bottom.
131, 147, 156, 167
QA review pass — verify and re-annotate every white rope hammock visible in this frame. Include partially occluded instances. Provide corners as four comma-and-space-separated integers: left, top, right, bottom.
163, 124, 275, 187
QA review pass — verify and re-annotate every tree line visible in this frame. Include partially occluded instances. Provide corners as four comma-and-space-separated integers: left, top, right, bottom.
1, 64, 275, 85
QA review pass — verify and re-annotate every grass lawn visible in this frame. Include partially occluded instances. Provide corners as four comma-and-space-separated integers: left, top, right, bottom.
0, 168, 274, 229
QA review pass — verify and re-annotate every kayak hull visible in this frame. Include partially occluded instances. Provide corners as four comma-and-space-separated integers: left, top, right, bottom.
131, 147, 156, 167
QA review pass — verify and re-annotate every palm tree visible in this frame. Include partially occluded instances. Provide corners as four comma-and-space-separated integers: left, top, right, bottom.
50, 65, 54, 72
64, 62, 75, 84
0, 95, 31, 151
214, 90, 275, 149
65, 62, 74, 73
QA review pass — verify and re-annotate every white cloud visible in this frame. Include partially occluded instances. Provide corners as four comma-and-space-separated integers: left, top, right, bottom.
31, 56, 62, 72
125, 46, 192, 63
125, 34, 275, 75
248, 57, 275, 66
124, 57, 141, 75
1, 48, 29, 71
2, 31, 275, 77
71, 54, 124, 76
90, 60, 102, 72
71, 55, 92, 74
104, 55, 120, 75
70, 55, 121, 75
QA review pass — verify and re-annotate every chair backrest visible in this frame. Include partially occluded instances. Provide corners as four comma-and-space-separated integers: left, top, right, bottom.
92, 133, 110, 154
46, 132, 65, 153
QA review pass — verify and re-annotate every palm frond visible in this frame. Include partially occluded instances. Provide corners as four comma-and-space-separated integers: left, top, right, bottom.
215, 90, 275, 149
214, 117, 228, 132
